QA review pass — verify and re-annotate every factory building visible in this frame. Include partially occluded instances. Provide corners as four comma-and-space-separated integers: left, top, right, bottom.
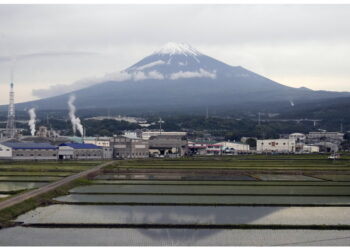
142, 131, 187, 140
302, 145, 320, 153
217, 141, 250, 153
83, 137, 111, 147
257, 139, 296, 153
58, 143, 104, 160
0, 142, 58, 160
307, 131, 344, 145
306, 131, 344, 152
112, 136, 149, 159
149, 135, 188, 157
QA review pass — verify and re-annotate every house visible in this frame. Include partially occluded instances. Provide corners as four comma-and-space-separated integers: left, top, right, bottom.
58, 143, 104, 160
0, 142, 58, 160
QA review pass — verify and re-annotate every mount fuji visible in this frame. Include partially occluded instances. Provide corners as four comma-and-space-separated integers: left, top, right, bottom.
18, 42, 350, 113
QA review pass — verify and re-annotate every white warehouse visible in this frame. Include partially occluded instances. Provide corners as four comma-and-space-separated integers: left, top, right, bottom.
257, 139, 296, 153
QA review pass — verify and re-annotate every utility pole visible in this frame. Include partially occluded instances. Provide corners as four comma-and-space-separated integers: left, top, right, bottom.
340, 121, 343, 133
158, 118, 164, 134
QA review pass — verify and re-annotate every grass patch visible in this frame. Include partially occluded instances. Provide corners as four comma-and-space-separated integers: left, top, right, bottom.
0, 178, 93, 228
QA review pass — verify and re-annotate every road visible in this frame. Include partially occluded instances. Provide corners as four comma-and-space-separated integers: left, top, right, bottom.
0, 161, 114, 211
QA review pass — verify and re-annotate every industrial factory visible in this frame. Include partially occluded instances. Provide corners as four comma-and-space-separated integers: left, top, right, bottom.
0, 80, 346, 161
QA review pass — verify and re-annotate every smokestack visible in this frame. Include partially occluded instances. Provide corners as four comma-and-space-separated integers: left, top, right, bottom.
28, 108, 36, 136
68, 95, 84, 137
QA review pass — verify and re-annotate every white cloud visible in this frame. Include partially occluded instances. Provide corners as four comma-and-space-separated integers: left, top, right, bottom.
32, 71, 132, 98
148, 70, 164, 80
170, 69, 216, 80
136, 60, 165, 70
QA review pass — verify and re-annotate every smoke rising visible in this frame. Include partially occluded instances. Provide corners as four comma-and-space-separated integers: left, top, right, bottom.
68, 95, 84, 137
28, 108, 36, 136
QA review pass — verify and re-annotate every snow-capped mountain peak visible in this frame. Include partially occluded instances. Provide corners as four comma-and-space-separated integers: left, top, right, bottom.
153, 42, 201, 56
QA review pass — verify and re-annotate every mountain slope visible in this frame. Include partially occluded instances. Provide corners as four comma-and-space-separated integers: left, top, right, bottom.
15, 42, 350, 112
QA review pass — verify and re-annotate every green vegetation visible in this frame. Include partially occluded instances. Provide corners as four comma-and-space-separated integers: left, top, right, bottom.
0, 178, 93, 228
104, 155, 350, 171
0, 161, 102, 172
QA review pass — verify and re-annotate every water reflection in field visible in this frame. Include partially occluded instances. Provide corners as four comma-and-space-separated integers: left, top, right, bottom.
1, 227, 350, 246
55, 193, 350, 205
15, 204, 350, 226
0, 182, 47, 192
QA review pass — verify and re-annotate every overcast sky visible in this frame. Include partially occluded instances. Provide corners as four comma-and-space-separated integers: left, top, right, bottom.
0, 4, 350, 105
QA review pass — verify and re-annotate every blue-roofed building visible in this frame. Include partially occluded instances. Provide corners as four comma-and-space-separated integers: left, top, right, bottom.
0, 142, 58, 160
58, 143, 105, 160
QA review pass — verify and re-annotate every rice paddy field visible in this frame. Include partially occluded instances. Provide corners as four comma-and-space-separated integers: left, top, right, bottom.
2, 155, 350, 246
0, 161, 102, 201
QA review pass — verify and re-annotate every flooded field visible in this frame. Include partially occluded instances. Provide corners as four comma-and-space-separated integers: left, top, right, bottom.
311, 175, 350, 182
16, 204, 350, 226
0, 176, 62, 182
0, 227, 350, 246
95, 174, 257, 181
70, 184, 350, 196
0, 182, 48, 193
252, 174, 321, 181
55, 193, 350, 205
0, 172, 73, 177
2, 157, 350, 246
92, 179, 350, 186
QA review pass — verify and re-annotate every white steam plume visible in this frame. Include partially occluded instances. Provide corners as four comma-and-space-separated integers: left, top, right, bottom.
28, 108, 36, 136
68, 95, 84, 137
289, 100, 295, 107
